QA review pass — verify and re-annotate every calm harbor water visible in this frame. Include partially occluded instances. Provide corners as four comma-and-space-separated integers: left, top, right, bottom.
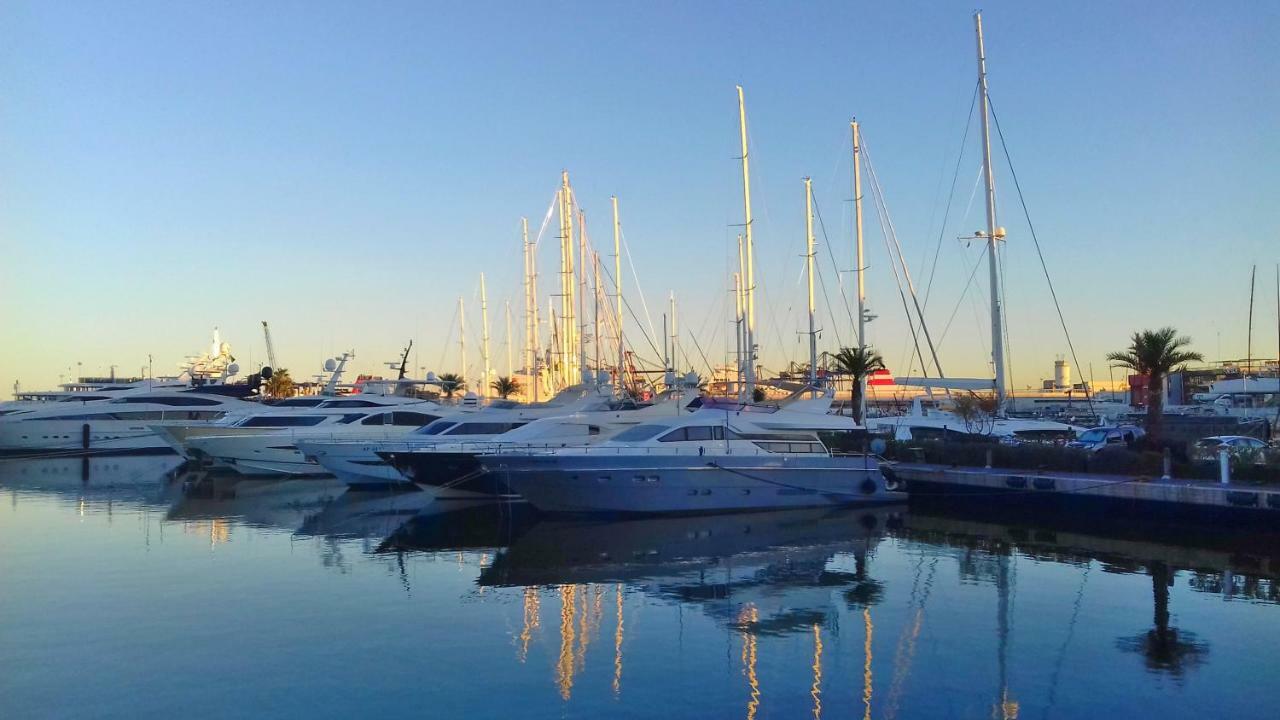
2, 457, 1277, 719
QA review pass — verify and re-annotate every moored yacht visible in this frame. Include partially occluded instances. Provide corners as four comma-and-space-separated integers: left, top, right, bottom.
174, 396, 442, 475
477, 401, 905, 515
0, 391, 262, 457
302, 382, 622, 491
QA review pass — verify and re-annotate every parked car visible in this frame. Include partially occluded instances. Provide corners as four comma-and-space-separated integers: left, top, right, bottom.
1067, 425, 1145, 452
1192, 435, 1271, 465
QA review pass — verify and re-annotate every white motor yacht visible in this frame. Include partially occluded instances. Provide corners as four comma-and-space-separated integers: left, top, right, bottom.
474, 399, 906, 514
175, 397, 442, 475
865, 397, 1081, 443
0, 391, 263, 457
302, 383, 624, 491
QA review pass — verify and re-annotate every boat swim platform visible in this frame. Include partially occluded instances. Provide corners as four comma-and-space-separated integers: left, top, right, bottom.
892, 462, 1280, 521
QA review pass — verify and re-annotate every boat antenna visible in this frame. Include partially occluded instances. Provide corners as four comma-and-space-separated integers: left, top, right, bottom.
1247, 264, 1256, 377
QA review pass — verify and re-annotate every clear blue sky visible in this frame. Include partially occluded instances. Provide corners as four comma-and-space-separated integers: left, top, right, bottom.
2, 1, 1277, 393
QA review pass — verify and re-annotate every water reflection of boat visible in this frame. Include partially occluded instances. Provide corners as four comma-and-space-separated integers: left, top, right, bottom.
901, 502, 1280, 601
294, 489, 447, 541
0, 456, 185, 500
166, 471, 346, 532
480, 506, 903, 633
376, 502, 539, 554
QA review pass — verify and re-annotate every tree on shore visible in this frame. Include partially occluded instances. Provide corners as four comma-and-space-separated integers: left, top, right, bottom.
263, 368, 294, 398
1106, 328, 1202, 444
490, 376, 521, 399
437, 373, 466, 398
832, 346, 885, 424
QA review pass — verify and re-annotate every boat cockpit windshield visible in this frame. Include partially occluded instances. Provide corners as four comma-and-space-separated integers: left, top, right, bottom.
415, 419, 458, 436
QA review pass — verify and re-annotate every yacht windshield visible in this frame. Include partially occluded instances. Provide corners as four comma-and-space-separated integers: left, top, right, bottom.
415, 420, 458, 436
611, 424, 666, 442
1078, 429, 1107, 443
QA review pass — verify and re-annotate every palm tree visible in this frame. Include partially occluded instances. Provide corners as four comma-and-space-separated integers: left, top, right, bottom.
263, 368, 294, 398
1106, 328, 1202, 444
490, 375, 521, 399
437, 372, 466, 399
831, 346, 885, 424
1116, 561, 1207, 677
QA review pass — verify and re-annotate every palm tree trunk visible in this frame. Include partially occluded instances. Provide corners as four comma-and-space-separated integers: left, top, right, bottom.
852, 380, 863, 425
1147, 372, 1164, 445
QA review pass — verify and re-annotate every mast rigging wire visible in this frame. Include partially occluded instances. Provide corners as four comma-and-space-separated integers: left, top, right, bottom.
989, 98, 1092, 414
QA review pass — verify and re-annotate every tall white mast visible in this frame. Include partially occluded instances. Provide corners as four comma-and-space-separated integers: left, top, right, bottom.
975, 11, 1007, 408
559, 174, 576, 388
578, 207, 589, 380
669, 292, 678, 374
458, 296, 467, 389
736, 85, 757, 396
737, 233, 747, 396
737, 269, 747, 392
480, 272, 491, 398
522, 217, 532, 377
852, 119, 868, 421
505, 299, 513, 377
612, 196, 624, 386
593, 252, 602, 377
805, 177, 818, 396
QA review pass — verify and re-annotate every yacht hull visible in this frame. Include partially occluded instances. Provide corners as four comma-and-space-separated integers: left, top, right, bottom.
485, 454, 904, 514
0, 420, 177, 457
380, 451, 522, 501
299, 441, 414, 491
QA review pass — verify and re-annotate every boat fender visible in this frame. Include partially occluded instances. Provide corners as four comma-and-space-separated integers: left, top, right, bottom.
860, 478, 878, 495
880, 464, 901, 492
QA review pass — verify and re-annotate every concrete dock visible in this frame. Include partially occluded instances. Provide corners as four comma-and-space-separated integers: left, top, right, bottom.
893, 462, 1280, 520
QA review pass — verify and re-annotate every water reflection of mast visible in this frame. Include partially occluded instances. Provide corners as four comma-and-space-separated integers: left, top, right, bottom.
518, 587, 540, 663
995, 553, 1018, 720
557, 585, 577, 700
613, 584, 624, 696
862, 609, 873, 720
738, 604, 761, 720
810, 624, 823, 720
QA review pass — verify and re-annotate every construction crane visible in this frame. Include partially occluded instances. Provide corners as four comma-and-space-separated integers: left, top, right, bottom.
261, 321, 278, 373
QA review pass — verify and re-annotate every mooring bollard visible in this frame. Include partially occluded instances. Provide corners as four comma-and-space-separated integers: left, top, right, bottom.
1161, 448, 1172, 481
1219, 447, 1231, 485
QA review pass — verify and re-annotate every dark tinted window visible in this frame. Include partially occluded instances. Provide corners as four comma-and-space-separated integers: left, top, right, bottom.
361, 413, 389, 426
272, 398, 324, 407
240, 415, 327, 427
392, 412, 438, 427
415, 420, 458, 436
446, 422, 526, 435
319, 399, 386, 408
658, 428, 686, 442
119, 396, 221, 407
685, 426, 714, 441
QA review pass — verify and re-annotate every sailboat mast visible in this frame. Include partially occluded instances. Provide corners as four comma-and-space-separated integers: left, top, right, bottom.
560, 174, 576, 387
578, 208, 589, 380
975, 11, 1007, 408
458, 296, 467, 390
612, 196, 624, 386
593, 252, 602, 377
1247, 264, 1256, 376
805, 177, 818, 395
505, 300, 513, 377
522, 217, 532, 377
480, 273, 491, 398
737, 270, 747, 392
737, 85, 757, 397
669, 292, 678, 374
737, 234, 747, 395
852, 120, 868, 421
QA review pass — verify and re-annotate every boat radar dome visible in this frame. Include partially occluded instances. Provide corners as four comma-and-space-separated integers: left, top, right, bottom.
664, 370, 676, 388
426, 371, 438, 383
994, 226, 1007, 238
581, 368, 595, 385
684, 372, 699, 387
323, 358, 338, 372
226, 363, 239, 377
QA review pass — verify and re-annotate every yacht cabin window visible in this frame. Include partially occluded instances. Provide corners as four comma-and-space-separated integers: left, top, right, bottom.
239, 415, 328, 428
